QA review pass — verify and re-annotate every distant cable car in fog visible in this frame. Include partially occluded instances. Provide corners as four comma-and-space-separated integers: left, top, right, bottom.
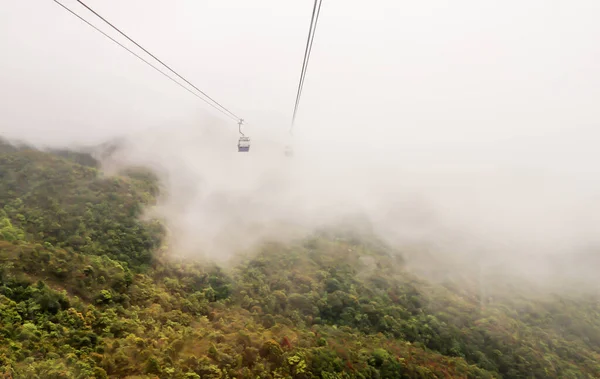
237, 119, 250, 152
284, 145, 293, 157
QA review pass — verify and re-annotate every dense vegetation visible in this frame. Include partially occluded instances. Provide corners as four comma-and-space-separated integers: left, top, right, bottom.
0, 139, 599, 378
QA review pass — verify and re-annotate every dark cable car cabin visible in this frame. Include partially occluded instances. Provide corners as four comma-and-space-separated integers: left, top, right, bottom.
238, 136, 250, 152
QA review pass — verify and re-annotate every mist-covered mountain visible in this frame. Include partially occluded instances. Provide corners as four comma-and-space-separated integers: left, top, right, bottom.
0, 140, 599, 378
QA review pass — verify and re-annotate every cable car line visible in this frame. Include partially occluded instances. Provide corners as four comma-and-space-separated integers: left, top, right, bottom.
291, 0, 318, 129
74, 0, 242, 123
51, 0, 239, 123
53, 0, 251, 152
291, 0, 323, 132
291, 0, 318, 131
293, 0, 323, 126
297, 0, 322, 114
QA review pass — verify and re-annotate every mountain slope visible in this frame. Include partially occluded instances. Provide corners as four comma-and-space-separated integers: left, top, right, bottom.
0, 142, 599, 379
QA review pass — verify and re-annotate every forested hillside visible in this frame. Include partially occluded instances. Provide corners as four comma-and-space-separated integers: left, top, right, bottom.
0, 139, 599, 378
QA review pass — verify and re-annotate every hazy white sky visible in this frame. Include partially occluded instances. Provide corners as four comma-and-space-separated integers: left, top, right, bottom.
2, 1, 599, 161
2, 1, 600, 267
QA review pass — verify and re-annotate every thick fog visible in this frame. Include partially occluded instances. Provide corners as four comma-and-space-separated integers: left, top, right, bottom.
2, 1, 600, 283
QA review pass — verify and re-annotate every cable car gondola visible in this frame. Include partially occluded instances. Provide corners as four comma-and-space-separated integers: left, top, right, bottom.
237, 119, 250, 152
238, 136, 250, 152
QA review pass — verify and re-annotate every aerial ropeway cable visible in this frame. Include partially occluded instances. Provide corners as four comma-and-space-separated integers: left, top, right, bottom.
287, 0, 324, 157
52, 0, 324, 155
51, 0, 248, 152
292, 0, 323, 131
74, 0, 241, 123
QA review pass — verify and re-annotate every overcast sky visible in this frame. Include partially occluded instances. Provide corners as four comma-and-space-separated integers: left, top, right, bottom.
1, 1, 598, 163
2, 1, 600, 270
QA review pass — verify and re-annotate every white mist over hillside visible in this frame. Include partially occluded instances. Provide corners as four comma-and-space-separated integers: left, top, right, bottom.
97, 114, 600, 280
